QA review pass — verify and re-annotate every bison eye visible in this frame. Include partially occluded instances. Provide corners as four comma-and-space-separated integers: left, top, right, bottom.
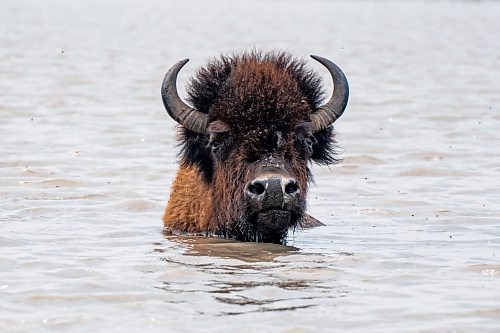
208, 133, 232, 160
209, 140, 222, 153
305, 136, 315, 155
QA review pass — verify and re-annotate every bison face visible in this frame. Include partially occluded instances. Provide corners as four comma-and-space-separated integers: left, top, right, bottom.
161, 52, 348, 243
206, 121, 316, 243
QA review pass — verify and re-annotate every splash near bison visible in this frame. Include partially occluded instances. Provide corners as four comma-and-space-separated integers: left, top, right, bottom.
161, 52, 348, 244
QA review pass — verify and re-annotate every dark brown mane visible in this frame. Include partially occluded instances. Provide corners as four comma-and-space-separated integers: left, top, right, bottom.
178, 51, 340, 183
187, 51, 324, 115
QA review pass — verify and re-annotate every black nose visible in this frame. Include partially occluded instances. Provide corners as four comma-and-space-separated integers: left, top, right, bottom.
246, 176, 300, 208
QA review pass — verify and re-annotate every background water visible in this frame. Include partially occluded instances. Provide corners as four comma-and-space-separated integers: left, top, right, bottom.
1, 0, 499, 332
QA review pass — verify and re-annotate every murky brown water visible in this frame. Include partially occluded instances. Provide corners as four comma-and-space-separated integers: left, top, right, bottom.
1, 0, 499, 332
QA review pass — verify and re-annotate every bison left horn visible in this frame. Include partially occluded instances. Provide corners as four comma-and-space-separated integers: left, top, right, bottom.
310, 55, 349, 133
161, 59, 208, 133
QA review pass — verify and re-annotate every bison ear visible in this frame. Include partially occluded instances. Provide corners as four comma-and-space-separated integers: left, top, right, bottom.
310, 126, 341, 165
300, 213, 326, 228
178, 127, 214, 183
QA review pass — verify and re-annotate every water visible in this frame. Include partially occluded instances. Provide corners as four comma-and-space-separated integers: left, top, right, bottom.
1, 0, 499, 332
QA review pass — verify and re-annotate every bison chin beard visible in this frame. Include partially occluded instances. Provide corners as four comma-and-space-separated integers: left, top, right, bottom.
230, 209, 303, 244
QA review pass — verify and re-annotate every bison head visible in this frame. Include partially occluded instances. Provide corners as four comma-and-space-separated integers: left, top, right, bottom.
162, 52, 348, 243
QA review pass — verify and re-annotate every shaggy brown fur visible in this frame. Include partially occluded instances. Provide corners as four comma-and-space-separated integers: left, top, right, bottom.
164, 165, 213, 234
163, 51, 339, 242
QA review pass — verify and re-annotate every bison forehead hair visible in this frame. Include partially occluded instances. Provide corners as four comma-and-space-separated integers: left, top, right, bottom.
190, 52, 323, 127
180, 51, 339, 182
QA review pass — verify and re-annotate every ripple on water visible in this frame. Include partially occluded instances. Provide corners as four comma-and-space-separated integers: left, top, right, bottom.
342, 155, 386, 165
467, 264, 500, 277
0, 236, 30, 247
18, 178, 87, 188
398, 168, 470, 177
115, 199, 163, 211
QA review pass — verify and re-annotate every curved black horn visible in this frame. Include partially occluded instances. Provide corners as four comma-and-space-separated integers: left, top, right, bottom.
161, 59, 208, 133
310, 55, 349, 132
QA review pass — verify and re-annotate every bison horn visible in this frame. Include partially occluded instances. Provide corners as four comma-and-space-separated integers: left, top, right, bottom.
310, 55, 349, 132
161, 59, 208, 133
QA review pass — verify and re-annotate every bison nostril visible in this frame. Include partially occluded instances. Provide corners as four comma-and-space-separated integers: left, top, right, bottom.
285, 180, 299, 194
248, 182, 266, 195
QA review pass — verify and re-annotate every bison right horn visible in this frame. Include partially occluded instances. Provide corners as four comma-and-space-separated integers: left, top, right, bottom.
161, 59, 208, 133
310, 55, 349, 133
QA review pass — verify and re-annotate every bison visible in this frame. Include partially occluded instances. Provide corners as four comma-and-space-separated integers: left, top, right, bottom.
161, 51, 348, 244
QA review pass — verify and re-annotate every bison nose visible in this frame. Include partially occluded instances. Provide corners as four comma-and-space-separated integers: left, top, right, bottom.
246, 176, 300, 208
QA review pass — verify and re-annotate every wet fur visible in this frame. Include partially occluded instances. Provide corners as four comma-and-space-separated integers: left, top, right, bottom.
163, 51, 340, 242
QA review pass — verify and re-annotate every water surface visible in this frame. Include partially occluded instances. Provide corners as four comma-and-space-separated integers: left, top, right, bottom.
1, 0, 499, 332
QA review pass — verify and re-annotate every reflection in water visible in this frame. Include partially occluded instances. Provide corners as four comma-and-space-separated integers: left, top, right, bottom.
152, 234, 349, 313
161, 232, 298, 262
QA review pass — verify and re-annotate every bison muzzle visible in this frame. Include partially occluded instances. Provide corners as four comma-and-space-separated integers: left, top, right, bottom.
161, 51, 348, 244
